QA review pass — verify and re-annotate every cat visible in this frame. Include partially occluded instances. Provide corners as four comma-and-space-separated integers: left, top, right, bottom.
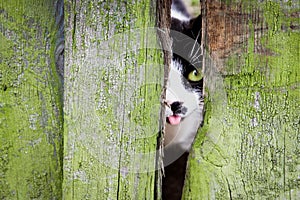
162, 0, 204, 199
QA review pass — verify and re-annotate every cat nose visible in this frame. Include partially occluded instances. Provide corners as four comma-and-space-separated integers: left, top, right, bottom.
164, 100, 181, 108
170, 101, 187, 115
170, 101, 182, 112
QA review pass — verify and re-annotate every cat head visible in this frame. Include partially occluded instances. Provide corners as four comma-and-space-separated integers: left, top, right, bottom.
165, 14, 203, 126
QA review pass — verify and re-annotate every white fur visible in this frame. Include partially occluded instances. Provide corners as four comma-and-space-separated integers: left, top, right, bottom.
165, 108, 203, 151
171, 8, 190, 21
164, 60, 204, 152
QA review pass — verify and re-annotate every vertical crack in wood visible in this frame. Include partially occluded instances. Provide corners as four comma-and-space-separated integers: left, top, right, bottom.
226, 177, 233, 200
54, 1, 64, 198
154, 0, 172, 199
201, 0, 207, 96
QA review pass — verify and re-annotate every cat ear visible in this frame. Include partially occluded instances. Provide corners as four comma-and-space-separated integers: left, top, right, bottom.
188, 14, 202, 43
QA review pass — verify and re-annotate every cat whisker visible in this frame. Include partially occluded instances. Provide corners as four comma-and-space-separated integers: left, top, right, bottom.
189, 33, 201, 58
190, 56, 201, 64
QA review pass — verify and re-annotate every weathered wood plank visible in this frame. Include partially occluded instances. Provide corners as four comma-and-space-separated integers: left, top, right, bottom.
0, 0, 63, 199
63, 1, 163, 199
184, 0, 299, 199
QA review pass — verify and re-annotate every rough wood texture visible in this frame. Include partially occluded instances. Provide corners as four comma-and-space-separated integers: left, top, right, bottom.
155, 0, 172, 199
63, 0, 163, 199
0, 0, 63, 199
183, 0, 299, 199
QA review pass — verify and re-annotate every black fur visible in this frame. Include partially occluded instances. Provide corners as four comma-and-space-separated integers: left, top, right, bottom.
171, 14, 203, 92
161, 1, 202, 200
171, 0, 190, 18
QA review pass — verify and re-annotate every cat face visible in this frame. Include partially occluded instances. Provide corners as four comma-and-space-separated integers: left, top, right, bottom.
165, 59, 203, 125
165, 14, 203, 127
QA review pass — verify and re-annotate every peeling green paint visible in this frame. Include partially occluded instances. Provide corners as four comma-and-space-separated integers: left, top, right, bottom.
184, 1, 299, 199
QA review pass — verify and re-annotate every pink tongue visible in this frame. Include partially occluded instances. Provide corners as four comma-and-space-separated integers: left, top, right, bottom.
168, 115, 181, 125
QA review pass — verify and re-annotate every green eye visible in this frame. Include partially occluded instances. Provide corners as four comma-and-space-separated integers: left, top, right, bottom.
188, 69, 202, 82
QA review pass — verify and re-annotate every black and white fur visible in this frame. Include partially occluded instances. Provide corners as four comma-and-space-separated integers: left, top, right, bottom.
162, 0, 203, 199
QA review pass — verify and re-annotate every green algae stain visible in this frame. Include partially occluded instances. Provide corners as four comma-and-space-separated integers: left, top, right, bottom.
0, 0, 63, 199
263, 32, 299, 87
185, 1, 300, 199
63, 1, 162, 199
131, 83, 161, 129
264, 1, 282, 36
223, 2, 299, 198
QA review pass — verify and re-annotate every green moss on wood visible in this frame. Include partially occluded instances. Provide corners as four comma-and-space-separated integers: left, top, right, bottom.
63, 0, 162, 199
184, 1, 299, 199
0, 0, 63, 199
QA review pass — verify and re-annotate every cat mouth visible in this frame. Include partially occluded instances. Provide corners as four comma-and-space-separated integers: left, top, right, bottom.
166, 115, 182, 125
